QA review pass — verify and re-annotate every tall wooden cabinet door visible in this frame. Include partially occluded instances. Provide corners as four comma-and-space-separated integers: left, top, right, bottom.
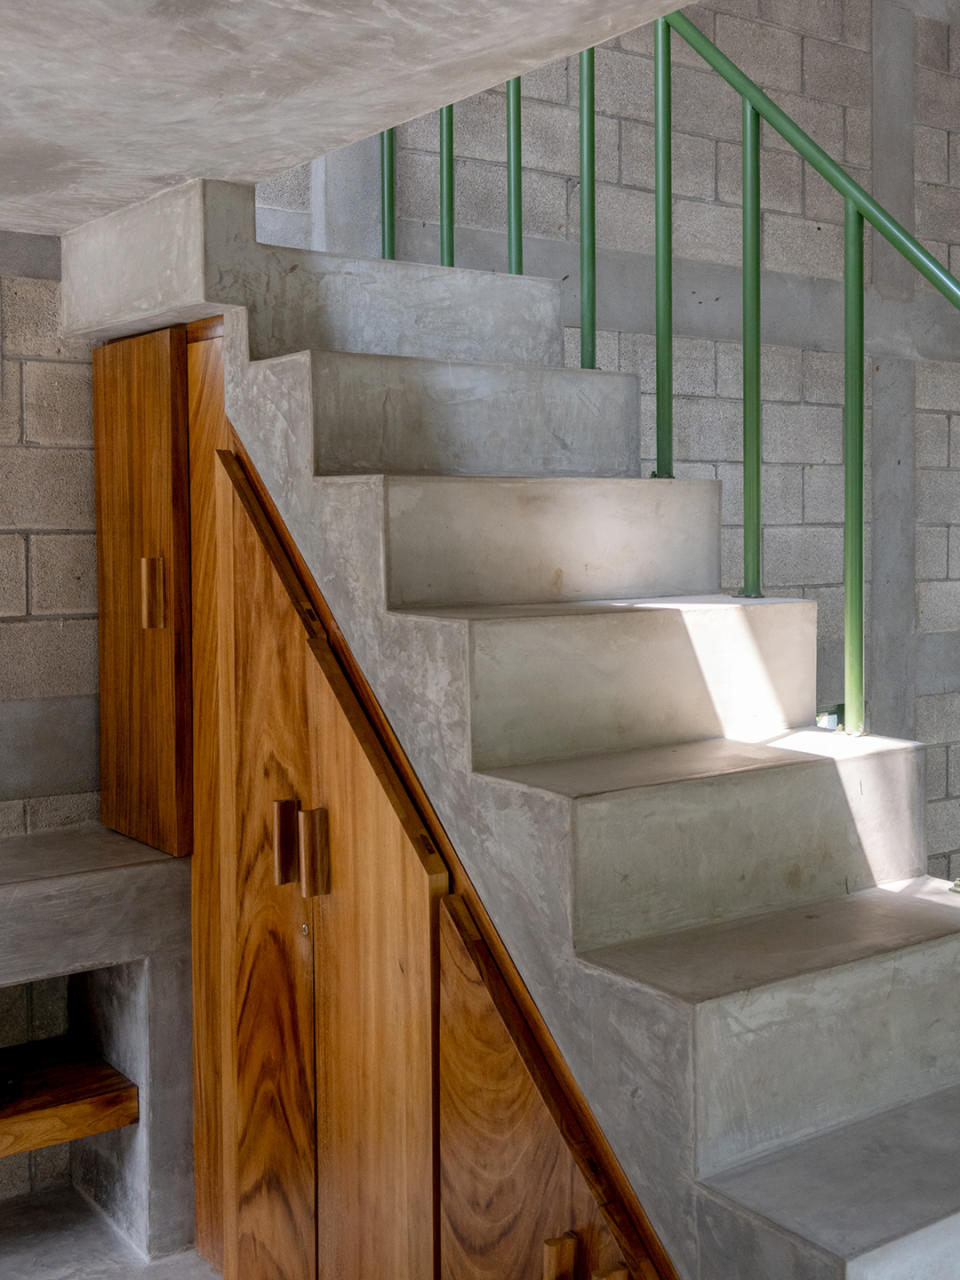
93, 328, 192, 855
310, 646, 448, 1279
218, 468, 319, 1280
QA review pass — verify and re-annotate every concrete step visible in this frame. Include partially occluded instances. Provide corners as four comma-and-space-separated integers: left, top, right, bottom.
583, 877, 960, 1177
311, 350, 639, 476
383, 477, 720, 606
400, 595, 816, 769
700, 1083, 960, 1279
62, 180, 564, 366
487, 731, 925, 948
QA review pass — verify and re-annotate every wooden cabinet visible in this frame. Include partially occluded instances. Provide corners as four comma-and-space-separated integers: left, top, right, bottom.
213, 446, 443, 1280
95, 325, 671, 1280
93, 328, 192, 856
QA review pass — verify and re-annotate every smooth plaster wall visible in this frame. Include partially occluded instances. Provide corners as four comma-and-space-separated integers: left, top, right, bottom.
0, 230, 97, 1203
257, 0, 960, 877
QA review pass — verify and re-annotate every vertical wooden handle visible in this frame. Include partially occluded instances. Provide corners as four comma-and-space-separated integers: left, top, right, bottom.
273, 799, 300, 887
592, 1268, 629, 1279
298, 807, 330, 898
140, 556, 165, 629
543, 1233, 578, 1279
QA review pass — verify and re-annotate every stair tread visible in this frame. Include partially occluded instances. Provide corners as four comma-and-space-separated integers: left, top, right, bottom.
483, 729, 914, 797
398, 592, 803, 621
0, 823, 168, 889
581, 877, 960, 1002
703, 1081, 960, 1262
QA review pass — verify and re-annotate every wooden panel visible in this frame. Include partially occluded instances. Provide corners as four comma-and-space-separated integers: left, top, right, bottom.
187, 334, 230, 1268
187, 332, 673, 1278
439, 896, 629, 1280
0, 1039, 138, 1158
216, 447, 446, 1278
223, 434, 676, 1280
310, 657, 447, 1280
220, 464, 319, 1280
94, 328, 192, 856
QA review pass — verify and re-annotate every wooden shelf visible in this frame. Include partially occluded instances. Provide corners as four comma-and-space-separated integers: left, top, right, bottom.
0, 1037, 138, 1158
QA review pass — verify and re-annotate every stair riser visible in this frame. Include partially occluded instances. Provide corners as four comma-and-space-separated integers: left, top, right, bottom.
696, 932, 960, 1176
311, 350, 638, 476
469, 601, 817, 769
385, 477, 720, 607
573, 746, 925, 949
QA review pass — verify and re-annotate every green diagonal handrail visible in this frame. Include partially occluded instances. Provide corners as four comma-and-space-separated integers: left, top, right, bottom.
666, 10, 960, 309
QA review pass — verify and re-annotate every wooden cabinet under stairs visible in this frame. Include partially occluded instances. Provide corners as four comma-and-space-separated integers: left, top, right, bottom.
93, 322, 670, 1280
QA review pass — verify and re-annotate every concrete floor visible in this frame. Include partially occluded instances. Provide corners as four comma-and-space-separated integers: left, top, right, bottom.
0, 1189, 217, 1279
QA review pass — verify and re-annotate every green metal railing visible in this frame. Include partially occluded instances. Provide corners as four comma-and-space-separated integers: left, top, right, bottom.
507, 77, 523, 274
661, 8, 960, 733
376, 13, 960, 734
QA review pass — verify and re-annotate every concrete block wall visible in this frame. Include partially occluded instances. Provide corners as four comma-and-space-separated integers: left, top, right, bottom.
392, 0, 872, 283
0, 264, 98, 840
0, 234, 96, 1202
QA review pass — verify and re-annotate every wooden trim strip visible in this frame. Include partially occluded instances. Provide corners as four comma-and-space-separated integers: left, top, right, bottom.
214, 440, 677, 1280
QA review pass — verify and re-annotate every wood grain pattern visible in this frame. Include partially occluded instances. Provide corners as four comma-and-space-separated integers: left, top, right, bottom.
439, 897, 628, 1280
187, 333, 231, 1269
94, 328, 192, 857
297, 808, 330, 898
544, 1233, 579, 1279
217, 447, 445, 1278
187, 337, 674, 1279
223, 433, 676, 1280
0, 1039, 138, 1158
222, 460, 319, 1280
309, 665, 446, 1280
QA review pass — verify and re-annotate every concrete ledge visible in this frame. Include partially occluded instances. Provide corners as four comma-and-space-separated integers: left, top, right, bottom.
0, 825, 188, 984
0, 825, 192, 1258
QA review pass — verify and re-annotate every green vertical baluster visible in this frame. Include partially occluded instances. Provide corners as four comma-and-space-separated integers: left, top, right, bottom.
654, 18, 674, 477
507, 78, 523, 274
380, 129, 396, 261
579, 48, 596, 370
440, 104, 455, 267
742, 99, 762, 596
844, 198, 865, 734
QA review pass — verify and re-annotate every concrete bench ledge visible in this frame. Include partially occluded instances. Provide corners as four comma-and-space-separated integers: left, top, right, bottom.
0, 824, 193, 1258
0, 825, 189, 988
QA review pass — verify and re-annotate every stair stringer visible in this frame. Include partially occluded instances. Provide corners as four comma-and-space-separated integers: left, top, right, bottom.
221, 309, 705, 1278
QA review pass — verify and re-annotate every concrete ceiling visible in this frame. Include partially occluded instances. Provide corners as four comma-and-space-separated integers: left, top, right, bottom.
0, 0, 673, 234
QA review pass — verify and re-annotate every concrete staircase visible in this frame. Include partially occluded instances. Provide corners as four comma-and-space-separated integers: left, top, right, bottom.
63, 179, 960, 1280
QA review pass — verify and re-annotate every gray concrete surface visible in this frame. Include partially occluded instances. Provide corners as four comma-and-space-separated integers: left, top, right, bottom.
0, 825, 193, 1257
705, 1082, 960, 1277
311, 350, 640, 475
0, 1189, 216, 1279
0, 696, 99, 802
384, 477, 720, 606
0, 0, 678, 234
62, 181, 564, 367
563, 735, 924, 947
418, 596, 816, 769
